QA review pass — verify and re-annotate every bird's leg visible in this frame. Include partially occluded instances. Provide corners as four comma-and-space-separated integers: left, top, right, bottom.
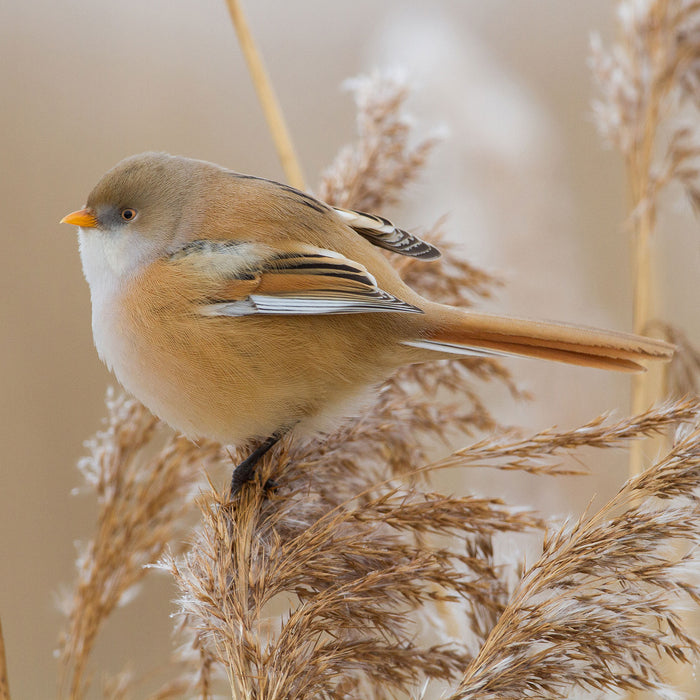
229, 432, 283, 497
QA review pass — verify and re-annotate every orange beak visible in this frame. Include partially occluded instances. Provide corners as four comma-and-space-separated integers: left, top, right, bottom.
60, 207, 98, 228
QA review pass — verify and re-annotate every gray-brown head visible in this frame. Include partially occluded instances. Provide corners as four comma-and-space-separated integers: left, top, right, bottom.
61, 152, 220, 279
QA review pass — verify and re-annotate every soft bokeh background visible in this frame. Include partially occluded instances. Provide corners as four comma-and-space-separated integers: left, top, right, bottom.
2, 1, 698, 696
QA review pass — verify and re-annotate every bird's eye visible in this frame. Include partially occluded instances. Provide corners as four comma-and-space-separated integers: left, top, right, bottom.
121, 208, 137, 221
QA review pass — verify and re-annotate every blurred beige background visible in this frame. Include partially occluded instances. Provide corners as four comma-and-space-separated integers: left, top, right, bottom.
2, 1, 698, 697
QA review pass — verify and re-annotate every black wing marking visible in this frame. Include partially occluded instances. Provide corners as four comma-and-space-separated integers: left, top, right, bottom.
333, 207, 441, 260
192, 245, 424, 317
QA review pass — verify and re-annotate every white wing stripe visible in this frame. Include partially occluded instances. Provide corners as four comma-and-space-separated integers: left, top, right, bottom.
402, 339, 502, 358
201, 293, 422, 317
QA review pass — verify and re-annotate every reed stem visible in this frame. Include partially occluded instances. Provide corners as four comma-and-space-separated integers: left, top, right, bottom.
625, 6, 665, 479
628, 166, 657, 478
0, 618, 10, 700
224, 0, 307, 190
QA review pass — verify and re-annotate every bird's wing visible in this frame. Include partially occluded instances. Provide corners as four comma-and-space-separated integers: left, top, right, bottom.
172, 240, 423, 317
223, 172, 439, 259
332, 207, 441, 260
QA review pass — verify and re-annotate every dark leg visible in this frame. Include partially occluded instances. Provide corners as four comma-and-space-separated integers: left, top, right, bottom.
229, 433, 283, 497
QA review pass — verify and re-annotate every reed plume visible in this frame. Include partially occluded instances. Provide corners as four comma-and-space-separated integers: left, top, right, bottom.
159, 74, 700, 699
54, 68, 700, 700
318, 72, 439, 214
590, 0, 700, 475
591, 7, 700, 692
164, 400, 700, 699
57, 390, 226, 699
454, 415, 700, 699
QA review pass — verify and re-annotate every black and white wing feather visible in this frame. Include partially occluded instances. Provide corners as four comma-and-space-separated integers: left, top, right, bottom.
333, 207, 441, 260
178, 242, 423, 317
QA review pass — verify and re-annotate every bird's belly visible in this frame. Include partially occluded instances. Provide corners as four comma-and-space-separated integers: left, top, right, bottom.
97, 308, 412, 445
96, 319, 284, 444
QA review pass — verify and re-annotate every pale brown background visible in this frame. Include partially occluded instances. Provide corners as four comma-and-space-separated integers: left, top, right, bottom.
2, 1, 699, 697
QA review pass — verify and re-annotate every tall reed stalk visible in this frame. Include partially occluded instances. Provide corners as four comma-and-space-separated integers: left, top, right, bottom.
223, 0, 306, 189
0, 618, 9, 700
591, 0, 700, 477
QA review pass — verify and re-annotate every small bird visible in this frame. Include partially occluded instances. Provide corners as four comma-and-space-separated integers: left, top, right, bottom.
62, 152, 673, 493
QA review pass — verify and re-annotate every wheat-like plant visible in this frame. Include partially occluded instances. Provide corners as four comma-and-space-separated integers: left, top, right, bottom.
590, 0, 700, 476
0, 618, 9, 700
454, 419, 700, 699
50, 71, 700, 699
590, 6, 700, 693
57, 390, 227, 698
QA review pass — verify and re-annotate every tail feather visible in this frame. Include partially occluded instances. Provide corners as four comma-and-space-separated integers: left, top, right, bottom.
406, 310, 674, 372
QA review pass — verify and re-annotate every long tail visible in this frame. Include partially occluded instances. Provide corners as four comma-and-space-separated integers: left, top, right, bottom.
404, 307, 674, 372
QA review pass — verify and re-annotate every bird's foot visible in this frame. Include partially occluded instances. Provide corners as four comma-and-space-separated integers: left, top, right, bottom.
229, 433, 282, 499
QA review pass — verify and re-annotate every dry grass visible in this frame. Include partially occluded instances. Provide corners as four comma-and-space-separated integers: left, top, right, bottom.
223, 0, 306, 189
590, 9, 700, 693
653, 321, 700, 396
318, 72, 439, 213
453, 418, 700, 699
590, 0, 700, 476
50, 50, 700, 700
57, 390, 227, 699
429, 399, 699, 476
0, 618, 9, 700
162, 400, 700, 700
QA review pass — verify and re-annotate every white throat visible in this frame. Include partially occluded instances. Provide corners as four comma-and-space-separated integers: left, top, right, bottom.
79, 229, 126, 302
78, 227, 157, 370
